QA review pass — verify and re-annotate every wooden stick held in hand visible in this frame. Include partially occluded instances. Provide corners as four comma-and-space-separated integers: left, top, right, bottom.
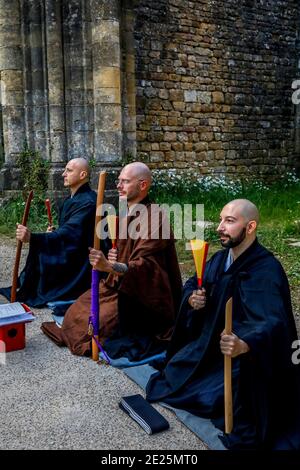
11, 190, 34, 302
91, 171, 106, 361
224, 297, 233, 434
45, 198, 53, 226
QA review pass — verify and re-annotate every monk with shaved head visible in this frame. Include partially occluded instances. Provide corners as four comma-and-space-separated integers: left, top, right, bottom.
41, 161, 182, 363
217, 199, 259, 256
116, 162, 152, 206
146, 199, 300, 450
0, 157, 98, 307
62, 157, 90, 195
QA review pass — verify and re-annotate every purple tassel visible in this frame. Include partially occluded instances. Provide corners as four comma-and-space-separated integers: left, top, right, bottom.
91, 269, 100, 334
89, 268, 110, 364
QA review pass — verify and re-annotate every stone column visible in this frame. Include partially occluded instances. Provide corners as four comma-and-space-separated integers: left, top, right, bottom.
63, 0, 93, 161
0, 81, 4, 165
91, 0, 122, 164
121, 0, 137, 160
0, 0, 25, 177
22, 0, 49, 157
45, 0, 67, 170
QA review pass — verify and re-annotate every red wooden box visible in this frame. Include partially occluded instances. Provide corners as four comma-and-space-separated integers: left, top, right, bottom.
0, 303, 33, 353
0, 322, 26, 352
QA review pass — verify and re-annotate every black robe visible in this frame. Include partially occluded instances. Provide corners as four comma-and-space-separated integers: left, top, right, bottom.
146, 239, 300, 450
0, 183, 97, 307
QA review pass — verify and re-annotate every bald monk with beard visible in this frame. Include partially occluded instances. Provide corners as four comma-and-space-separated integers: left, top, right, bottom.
146, 199, 300, 450
0, 158, 98, 307
41, 162, 182, 361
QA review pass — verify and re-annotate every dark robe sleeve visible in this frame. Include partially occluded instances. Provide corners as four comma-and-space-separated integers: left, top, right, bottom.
234, 266, 296, 368
31, 203, 94, 252
13, 194, 97, 306
226, 259, 300, 449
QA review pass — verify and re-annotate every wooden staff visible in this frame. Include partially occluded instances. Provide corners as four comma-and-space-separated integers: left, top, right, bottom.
224, 297, 233, 434
91, 171, 106, 361
11, 190, 34, 302
45, 198, 53, 226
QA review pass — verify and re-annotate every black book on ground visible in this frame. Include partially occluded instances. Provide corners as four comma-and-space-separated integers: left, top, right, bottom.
119, 394, 170, 435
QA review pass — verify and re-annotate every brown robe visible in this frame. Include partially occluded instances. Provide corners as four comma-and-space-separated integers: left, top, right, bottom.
41, 199, 182, 357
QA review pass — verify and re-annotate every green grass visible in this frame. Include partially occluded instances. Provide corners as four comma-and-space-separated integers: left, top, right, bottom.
150, 174, 300, 293
174, 226, 300, 288
1, 175, 299, 292
151, 174, 300, 228
0, 195, 58, 236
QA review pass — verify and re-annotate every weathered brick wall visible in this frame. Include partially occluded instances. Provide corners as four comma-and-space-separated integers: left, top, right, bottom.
134, 0, 300, 177
1, 0, 299, 194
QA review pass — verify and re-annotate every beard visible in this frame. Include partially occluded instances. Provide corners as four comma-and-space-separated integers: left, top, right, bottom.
219, 226, 247, 248
122, 185, 141, 203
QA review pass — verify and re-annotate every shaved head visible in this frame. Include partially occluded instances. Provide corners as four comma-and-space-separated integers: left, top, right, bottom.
117, 162, 152, 206
122, 162, 152, 184
223, 199, 259, 225
62, 157, 90, 195
69, 157, 90, 176
218, 199, 259, 256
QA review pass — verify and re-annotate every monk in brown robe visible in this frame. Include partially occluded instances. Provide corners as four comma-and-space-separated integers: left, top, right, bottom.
41, 162, 182, 358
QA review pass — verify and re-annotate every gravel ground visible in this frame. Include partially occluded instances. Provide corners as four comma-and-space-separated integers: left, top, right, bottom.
0, 236, 206, 451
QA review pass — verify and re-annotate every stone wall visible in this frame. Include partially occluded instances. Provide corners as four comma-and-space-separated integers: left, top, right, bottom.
0, 0, 299, 194
0, 0, 126, 191
134, 0, 300, 177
